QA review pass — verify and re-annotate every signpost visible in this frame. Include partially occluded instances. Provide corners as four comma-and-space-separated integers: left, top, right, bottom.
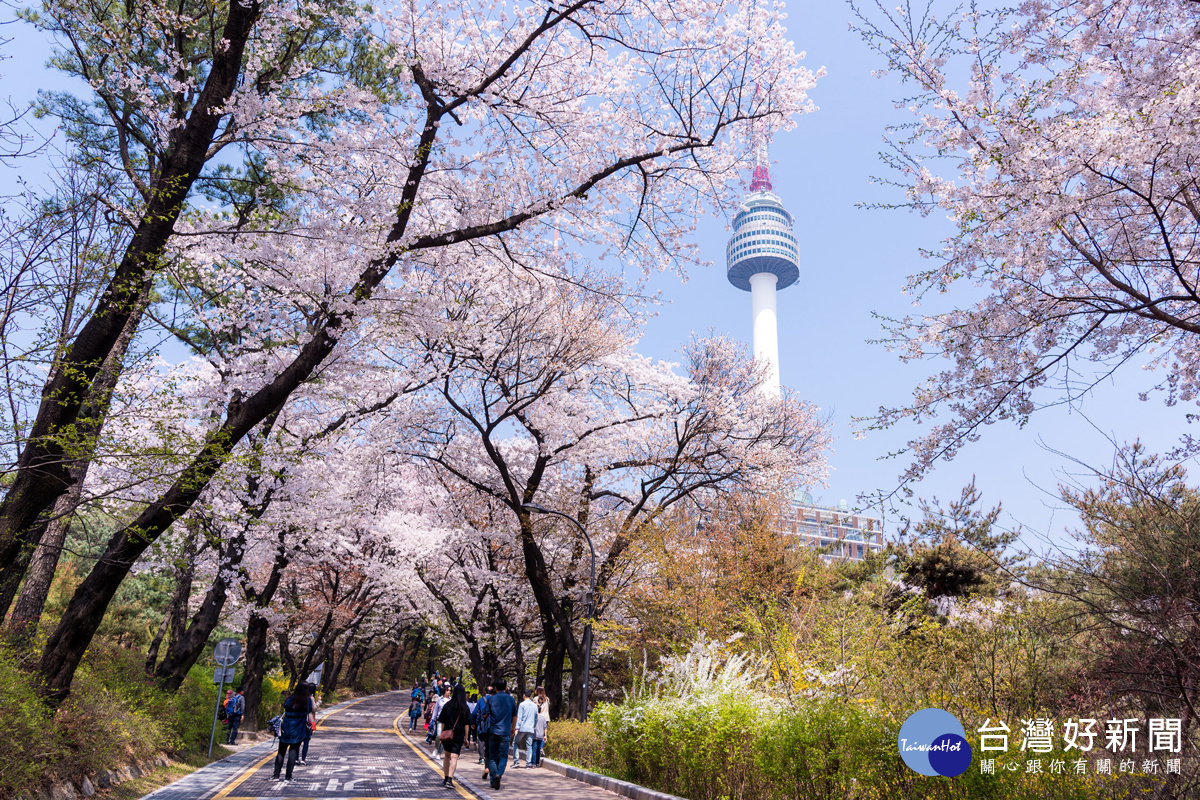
208, 638, 243, 757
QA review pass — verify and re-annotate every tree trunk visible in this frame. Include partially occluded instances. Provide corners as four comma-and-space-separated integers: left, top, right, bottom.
241, 612, 271, 731
152, 528, 246, 692
7, 486, 79, 643
144, 609, 171, 675
145, 526, 199, 675
0, 0, 265, 587
278, 631, 296, 683
390, 628, 422, 687
241, 533, 289, 730
425, 641, 438, 676
543, 634, 567, 721
0, 548, 31, 626
9, 293, 150, 646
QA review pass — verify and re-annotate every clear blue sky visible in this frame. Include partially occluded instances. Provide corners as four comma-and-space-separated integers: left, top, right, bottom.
634, 2, 1192, 545
3, 2, 1191, 546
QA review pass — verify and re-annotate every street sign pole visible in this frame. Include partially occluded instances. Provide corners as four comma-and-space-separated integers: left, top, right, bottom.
207, 666, 228, 758
207, 638, 243, 757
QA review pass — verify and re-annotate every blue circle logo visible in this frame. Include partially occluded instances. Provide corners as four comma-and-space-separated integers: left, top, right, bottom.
898, 709, 973, 777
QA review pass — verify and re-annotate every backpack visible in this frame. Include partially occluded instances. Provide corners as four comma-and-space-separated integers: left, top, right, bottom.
218, 703, 228, 722
268, 714, 283, 738
476, 695, 492, 730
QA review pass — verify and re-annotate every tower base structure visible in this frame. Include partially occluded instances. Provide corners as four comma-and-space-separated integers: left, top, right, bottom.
749, 272, 780, 397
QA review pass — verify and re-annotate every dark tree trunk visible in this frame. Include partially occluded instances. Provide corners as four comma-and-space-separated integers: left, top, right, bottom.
278, 631, 296, 683
9, 293, 149, 646
389, 628, 422, 687
241, 612, 271, 731
535, 642, 546, 689
241, 537, 289, 731
345, 646, 368, 691
0, 0, 265, 586
145, 526, 199, 675
145, 610, 171, 675
152, 527, 247, 692
425, 641, 438, 677
0, 549, 31, 626
7, 483, 82, 645
543, 634, 567, 721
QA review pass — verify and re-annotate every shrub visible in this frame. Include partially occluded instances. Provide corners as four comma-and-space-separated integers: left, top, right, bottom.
0, 647, 58, 795
257, 674, 288, 728
545, 719, 603, 771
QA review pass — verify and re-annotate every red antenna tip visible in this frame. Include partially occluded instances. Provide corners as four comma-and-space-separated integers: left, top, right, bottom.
750, 165, 772, 192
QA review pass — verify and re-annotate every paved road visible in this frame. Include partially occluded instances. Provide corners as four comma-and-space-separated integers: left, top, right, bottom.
204, 692, 471, 800
398, 725, 622, 800
143, 690, 626, 800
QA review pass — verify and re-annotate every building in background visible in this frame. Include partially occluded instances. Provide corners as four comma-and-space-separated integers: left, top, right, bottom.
784, 493, 885, 561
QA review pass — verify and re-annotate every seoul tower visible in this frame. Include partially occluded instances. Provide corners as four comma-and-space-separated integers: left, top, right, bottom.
726, 141, 799, 397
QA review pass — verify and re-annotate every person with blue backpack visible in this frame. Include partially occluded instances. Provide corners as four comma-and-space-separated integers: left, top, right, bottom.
225, 687, 245, 744
482, 678, 516, 791
472, 685, 493, 766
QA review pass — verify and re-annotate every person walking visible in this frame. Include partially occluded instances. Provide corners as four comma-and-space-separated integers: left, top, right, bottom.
408, 693, 423, 731
483, 678, 517, 790
438, 685, 470, 788
466, 693, 478, 747
432, 690, 451, 758
514, 689, 538, 768
299, 684, 320, 765
532, 694, 549, 766
225, 687, 246, 744
272, 683, 315, 782
474, 686, 493, 768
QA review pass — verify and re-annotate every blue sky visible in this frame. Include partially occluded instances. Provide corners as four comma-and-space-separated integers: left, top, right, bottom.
3, 1, 1192, 547
634, 2, 1193, 544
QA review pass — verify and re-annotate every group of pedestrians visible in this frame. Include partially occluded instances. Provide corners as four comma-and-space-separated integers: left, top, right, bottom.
406, 675, 550, 791
271, 682, 320, 782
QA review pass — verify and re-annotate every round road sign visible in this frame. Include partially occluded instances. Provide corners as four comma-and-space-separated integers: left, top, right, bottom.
213, 637, 242, 666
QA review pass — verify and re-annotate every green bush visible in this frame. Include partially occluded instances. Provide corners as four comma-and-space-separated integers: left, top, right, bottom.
545, 719, 603, 771
0, 642, 245, 796
579, 643, 1130, 800
0, 647, 57, 795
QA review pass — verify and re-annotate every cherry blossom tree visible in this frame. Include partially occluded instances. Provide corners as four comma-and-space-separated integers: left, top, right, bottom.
401, 272, 830, 717
850, 0, 1200, 491
25, 0, 819, 701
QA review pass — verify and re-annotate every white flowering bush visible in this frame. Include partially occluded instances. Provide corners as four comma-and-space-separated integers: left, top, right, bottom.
591, 640, 772, 799
574, 638, 1107, 800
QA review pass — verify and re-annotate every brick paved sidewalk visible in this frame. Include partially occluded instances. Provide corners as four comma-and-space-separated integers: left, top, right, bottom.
399, 726, 622, 800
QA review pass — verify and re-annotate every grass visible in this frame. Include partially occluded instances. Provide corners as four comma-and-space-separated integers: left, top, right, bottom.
98, 747, 234, 799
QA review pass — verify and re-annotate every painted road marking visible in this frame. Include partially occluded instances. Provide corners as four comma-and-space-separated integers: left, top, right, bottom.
390, 713, 472, 800
213, 695, 376, 799
210, 693, 471, 800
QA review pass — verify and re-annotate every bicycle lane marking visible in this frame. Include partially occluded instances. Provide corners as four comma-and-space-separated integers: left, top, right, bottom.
391, 712, 473, 800
211, 694, 377, 800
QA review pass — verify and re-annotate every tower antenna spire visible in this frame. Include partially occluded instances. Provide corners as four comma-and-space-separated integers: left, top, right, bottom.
749, 59, 772, 192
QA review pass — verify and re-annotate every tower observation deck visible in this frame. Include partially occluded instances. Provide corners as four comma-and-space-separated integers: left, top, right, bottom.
726, 154, 798, 397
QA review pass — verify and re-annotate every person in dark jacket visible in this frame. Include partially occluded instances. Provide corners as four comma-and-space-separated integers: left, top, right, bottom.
438, 685, 471, 788
272, 683, 314, 781
483, 678, 517, 790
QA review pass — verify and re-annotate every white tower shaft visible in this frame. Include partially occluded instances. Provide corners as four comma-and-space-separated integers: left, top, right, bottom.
749, 271, 781, 397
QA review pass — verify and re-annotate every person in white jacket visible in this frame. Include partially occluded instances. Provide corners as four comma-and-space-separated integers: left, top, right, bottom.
513, 690, 539, 768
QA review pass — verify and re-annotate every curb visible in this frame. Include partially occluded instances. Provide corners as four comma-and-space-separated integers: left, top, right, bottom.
541, 758, 690, 800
